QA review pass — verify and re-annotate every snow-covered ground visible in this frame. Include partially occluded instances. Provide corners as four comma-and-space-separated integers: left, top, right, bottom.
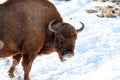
0, 0, 120, 80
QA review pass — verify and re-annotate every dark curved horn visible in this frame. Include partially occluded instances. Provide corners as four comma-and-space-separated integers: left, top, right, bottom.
48, 19, 58, 33
77, 22, 85, 33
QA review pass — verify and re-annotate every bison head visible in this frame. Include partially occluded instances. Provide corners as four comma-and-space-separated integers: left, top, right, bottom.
49, 19, 84, 61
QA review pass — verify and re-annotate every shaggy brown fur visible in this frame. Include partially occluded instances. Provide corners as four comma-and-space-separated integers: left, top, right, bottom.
0, 0, 84, 80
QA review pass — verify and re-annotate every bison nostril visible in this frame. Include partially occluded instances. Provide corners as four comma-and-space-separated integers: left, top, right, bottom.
62, 52, 66, 56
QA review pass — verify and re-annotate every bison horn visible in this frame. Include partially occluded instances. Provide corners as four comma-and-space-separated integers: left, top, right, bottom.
77, 22, 85, 33
48, 19, 58, 33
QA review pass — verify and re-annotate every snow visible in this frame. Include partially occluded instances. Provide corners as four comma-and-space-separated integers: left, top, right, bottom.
0, 0, 120, 80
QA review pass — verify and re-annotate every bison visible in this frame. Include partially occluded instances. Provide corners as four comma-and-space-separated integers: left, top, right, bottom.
0, 0, 84, 80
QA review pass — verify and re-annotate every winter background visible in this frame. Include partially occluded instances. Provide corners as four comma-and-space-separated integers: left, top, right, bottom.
0, 0, 120, 80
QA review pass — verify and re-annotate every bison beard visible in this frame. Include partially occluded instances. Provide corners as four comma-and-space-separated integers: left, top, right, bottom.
0, 0, 84, 80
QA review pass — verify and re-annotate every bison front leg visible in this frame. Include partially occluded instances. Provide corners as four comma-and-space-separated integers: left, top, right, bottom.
22, 53, 37, 80
8, 54, 21, 77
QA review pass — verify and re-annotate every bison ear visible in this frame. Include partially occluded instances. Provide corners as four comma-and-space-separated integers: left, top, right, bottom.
48, 19, 59, 33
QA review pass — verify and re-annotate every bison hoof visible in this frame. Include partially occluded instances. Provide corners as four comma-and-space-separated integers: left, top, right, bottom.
8, 72, 15, 78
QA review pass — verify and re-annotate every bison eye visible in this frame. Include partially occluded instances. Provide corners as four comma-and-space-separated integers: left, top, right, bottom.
55, 36, 64, 51
55, 37, 63, 45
